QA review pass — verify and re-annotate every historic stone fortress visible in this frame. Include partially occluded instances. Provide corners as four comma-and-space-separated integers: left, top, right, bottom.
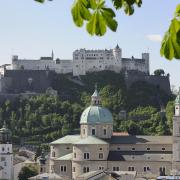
48, 88, 180, 179
10, 45, 149, 76
0, 45, 171, 97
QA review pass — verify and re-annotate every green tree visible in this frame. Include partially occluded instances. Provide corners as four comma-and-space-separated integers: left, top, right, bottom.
18, 166, 38, 180
166, 101, 174, 133
154, 69, 165, 76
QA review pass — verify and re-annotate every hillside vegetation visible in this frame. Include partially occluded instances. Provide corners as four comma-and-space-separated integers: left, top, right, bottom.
0, 71, 175, 144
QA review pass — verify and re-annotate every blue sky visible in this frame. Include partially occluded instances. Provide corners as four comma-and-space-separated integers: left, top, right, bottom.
0, 0, 179, 88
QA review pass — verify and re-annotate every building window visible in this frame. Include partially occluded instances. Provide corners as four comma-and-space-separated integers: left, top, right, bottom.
66, 147, 70, 150
128, 167, 135, 171
84, 153, 90, 160
74, 153, 76, 158
113, 167, 119, 171
1, 157, 5, 161
99, 153, 103, 159
103, 129, 107, 135
162, 148, 165, 151
144, 167, 150, 172
83, 129, 85, 135
73, 167, 76, 172
2, 147, 4, 151
99, 148, 102, 150
83, 167, 89, 173
52, 151, 55, 157
132, 148, 135, 151
117, 147, 120, 150
92, 129, 96, 136
147, 148, 150, 151
99, 166, 104, 170
160, 167, 165, 176
60, 166, 67, 172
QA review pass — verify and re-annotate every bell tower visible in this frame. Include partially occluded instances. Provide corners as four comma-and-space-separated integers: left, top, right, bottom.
173, 89, 180, 170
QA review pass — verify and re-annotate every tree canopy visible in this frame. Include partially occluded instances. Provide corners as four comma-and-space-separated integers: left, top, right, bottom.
18, 165, 38, 180
34, 0, 180, 60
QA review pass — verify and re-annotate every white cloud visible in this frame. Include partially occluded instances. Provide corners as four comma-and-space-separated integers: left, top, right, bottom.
146, 34, 162, 42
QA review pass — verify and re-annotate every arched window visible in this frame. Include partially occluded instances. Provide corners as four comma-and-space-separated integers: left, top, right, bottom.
52, 151, 55, 157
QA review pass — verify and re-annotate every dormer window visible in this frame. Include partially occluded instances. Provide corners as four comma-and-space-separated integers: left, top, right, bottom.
103, 129, 107, 135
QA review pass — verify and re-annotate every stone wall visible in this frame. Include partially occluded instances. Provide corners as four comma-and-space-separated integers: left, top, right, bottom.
125, 71, 171, 95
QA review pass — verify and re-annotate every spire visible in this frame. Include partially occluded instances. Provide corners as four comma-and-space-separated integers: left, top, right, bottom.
116, 44, 120, 49
91, 84, 101, 106
51, 50, 54, 60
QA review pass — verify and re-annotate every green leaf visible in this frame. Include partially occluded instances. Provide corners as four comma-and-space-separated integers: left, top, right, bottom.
89, 0, 97, 10
135, 0, 142, 7
112, 0, 124, 9
34, 0, 45, 2
175, 4, 180, 15
86, 11, 107, 36
123, 2, 134, 15
101, 8, 118, 31
161, 18, 180, 60
71, 0, 91, 27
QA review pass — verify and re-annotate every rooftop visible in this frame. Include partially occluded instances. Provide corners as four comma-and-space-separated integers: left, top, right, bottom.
74, 136, 108, 145
108, 151, 172, 162
110, 135, 173, 144
50, 135, 81, 145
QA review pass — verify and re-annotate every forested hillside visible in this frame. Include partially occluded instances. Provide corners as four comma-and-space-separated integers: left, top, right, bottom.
0, 71, 175, 144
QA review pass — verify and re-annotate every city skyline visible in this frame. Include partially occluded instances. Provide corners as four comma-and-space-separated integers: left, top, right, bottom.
0, 0, 179, 87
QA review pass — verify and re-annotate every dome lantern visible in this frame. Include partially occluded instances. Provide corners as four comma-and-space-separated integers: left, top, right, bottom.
91, 84, 101, 106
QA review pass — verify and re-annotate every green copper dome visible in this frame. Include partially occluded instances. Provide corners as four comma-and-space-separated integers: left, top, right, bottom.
80, 106, 113, 124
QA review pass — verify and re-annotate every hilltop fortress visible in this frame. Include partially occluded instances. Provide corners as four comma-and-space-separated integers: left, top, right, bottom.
0, 45, 170, 96
10, 45, 149, 76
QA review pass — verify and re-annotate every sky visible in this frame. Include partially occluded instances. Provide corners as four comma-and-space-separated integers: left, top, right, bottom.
0, 0, 179, 88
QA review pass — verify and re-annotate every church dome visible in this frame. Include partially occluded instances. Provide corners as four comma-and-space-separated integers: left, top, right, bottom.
80, 85, 113, 124
80, 106, 113, 124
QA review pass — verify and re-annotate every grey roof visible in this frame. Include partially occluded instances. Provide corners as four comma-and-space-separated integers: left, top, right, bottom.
50, 135, 81, 145
57, 153, 73, 161
108, 151, 172, 162
74, 136, 108, 145
80, 106, 113, 124
28, 173, 69, 180
109, 135, 173, 145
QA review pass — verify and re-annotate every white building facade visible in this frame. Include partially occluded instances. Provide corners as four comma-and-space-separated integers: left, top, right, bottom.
73, 45, 149, 76
10, 46, 149, 77
0, 124, 13, 180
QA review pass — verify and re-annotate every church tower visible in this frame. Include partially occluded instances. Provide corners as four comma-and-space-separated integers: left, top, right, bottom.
173, 90, 180, 170
0, 122, 13, 180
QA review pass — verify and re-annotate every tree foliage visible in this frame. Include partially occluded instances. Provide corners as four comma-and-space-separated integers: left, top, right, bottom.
18, 165, 38, 180
0, 71, 173, 144
154, 69, 165, 76
160, 4, 180, 60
